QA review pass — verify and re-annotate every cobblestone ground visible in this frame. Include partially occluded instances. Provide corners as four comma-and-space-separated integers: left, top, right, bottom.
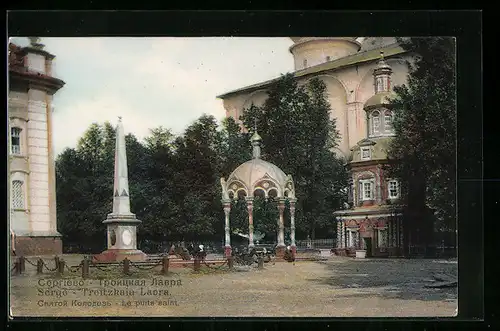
9, 255, 457, 317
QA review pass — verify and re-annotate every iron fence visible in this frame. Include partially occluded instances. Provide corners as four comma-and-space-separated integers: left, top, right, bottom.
295, 239, 336, 249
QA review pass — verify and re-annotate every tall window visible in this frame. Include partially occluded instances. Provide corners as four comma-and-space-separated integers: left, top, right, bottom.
11, 127, 21, 155
377, 229, 387, 248
388, 180, 399, 199
348, 230, 358, 247
326, 55, 331, 61
369, 110, 393, 137
303, 59, 307, 68
371, 111, 381, 136
12, 180, 24, 209
376, 77, 384, 93
359, 179, 375, 201
384, 110, 393, 133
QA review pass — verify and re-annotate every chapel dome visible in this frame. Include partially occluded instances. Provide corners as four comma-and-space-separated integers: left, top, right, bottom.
349, 137, 393, 163
228, 158, 288, 191
363, 91, 395, 111
222, 131, 295, 199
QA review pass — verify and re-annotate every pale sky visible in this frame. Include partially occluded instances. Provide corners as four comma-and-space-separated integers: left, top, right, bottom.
10, 37, 295, 156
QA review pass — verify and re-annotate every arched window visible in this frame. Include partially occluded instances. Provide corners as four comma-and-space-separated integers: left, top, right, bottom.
375, 77, 384, 93
384, 110, 393, 133
11, 127, 21, 155
326, 56, 331, 62
370, 111, 381, 136
303, 59, 308, 68
12, 180, 24, 209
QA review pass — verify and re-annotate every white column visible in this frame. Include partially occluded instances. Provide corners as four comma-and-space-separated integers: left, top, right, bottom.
341, 222, 345, 248
222, 199, 231, 247
277, 198, 286, 247
336, 218, 342, 248
289, 198, 297, 253
246, 197, 255, 247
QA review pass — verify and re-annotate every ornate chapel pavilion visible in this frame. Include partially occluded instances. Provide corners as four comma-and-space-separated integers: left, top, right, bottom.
220, 131, 297, 258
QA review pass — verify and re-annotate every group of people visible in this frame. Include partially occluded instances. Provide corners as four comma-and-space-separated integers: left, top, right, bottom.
168, 242, 207, 260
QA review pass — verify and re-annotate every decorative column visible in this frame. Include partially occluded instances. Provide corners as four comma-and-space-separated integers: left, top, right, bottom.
222, 199, 232, 257
246, 197, 255, 248
289, 198, 297, 257
276, 198, 286, 258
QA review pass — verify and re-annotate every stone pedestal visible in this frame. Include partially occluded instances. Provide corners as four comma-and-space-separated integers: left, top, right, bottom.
355, 250, 367, 259
291, 245, 297, 258
92, 249, 147, 262
225, 246, 232, 258
275, 245, 286, 259
13, 236, 62, 256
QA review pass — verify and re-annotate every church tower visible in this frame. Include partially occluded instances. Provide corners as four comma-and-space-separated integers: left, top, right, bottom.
8, 38, 65, 256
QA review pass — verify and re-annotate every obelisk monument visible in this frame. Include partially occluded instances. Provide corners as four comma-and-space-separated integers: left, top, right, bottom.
93, 117, 147, 262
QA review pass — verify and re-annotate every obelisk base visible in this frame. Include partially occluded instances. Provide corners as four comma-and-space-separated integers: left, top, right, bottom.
92, 249, 147, 263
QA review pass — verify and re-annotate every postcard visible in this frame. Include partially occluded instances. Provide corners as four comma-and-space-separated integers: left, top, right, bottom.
8, 36, 457, 318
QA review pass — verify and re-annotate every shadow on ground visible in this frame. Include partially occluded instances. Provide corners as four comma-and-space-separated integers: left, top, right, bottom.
308, 258, 457, 302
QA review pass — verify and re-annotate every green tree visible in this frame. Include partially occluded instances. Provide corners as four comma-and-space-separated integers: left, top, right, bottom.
218, 116, 251, 178
138, 126, 179, 242
387, 37, 456, 251
172, 114, 224, 240
241, 74, 348, 239
56, 122, 152, 252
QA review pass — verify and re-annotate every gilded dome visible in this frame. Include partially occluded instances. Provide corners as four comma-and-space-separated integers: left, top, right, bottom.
363, 91, 395, 111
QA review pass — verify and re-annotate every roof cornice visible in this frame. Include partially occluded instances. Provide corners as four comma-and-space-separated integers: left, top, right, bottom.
217, 43, 407, 99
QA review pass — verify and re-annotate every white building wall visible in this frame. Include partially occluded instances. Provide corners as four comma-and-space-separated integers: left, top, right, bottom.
9, 91, 30, 235
27, 88, 51, 233
221, 53, 411, 159
290, 39, 360, 70
10, 171, 30, 234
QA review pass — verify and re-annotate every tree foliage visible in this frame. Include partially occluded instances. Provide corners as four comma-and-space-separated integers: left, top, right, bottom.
241, 74, 348, 239
56, 75, 348, 251
387, 37, 456, 248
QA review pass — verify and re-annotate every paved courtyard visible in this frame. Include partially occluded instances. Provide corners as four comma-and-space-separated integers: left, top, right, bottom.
9, 255, 457, 317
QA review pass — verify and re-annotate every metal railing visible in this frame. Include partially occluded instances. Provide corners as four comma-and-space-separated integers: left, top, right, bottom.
295, 239, 336, 249
10, 254, 233, 278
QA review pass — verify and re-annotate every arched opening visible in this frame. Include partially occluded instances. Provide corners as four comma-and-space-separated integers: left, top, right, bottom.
237, 189, 247, 200
11, 180, 24, 209
369, 110, 381, 137
268, 188, 278, 200
253, 189, 266, 200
